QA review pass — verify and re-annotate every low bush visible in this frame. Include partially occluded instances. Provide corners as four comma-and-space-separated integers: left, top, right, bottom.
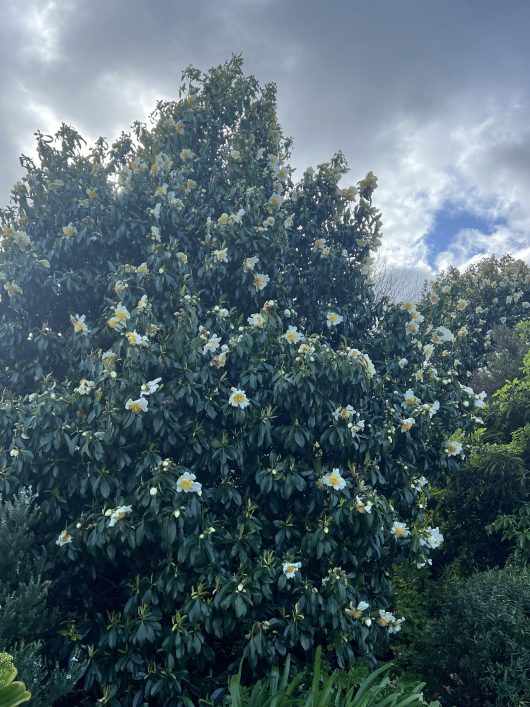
428, 566, 529, 707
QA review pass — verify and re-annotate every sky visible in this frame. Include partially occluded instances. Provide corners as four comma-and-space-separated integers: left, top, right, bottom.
1, 0, 529, 291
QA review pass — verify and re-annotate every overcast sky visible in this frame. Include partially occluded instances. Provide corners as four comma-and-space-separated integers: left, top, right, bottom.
1, 0, 529, 288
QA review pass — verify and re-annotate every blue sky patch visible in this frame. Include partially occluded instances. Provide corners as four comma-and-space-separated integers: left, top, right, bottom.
426, 206, 506, 261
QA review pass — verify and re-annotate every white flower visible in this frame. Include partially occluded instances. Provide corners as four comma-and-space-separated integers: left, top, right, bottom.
333, 405, 355, 422
391, 521, 410, 539
62, 223, 77, 238
247, 313, 265, 328
125, 397, 148, 414
326, 311, 344, 328
126, 330, 150, 347
429, 400, 440, 417
203, 334, 221, 354
56, 530, 73, 546
228, 387, 250, 409
401, 417, 415, 432
75, 379, 95, 395
456, 298, 468, 310
345, 600, 370, 618
243, 256, 259, 272
140, 378, 162, 396
398, 358, 408, 368
176, 471, 202, 495
403, 389, 419, 406
420, 526, 444, 549
213, 248, 228, 263
253, 273, 270, 290
322, 468, 347, 490
70, 314, 89, 334
180, 148, 194, 161
149, 487, 158, 496
282, 561, 301, 579
137, 295, 149, 310
423, 343, 435, 360
405, 320, 419, 335
283, 326, 303, 344
432, 326, 454, 344
377, 609, 395, 627
401, 301, 417, 314
444, 439, 462, 456
109, 505, 132, 527
355, 496, 373, 514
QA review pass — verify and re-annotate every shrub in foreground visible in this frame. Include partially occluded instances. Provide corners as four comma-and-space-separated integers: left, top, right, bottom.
223, 647, 440, 706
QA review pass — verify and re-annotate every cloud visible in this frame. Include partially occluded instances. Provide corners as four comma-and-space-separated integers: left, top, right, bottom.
0, 0, 528, 282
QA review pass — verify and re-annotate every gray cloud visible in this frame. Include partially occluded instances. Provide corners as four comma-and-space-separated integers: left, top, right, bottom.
1, 0, 529, 278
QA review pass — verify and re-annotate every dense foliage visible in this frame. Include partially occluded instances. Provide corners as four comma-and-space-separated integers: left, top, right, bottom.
0, 490, 83, 705
429, 567, 530, 707
0, 57, 488, 704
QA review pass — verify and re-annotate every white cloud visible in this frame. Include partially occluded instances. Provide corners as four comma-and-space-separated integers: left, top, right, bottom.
0, 0, 528, 283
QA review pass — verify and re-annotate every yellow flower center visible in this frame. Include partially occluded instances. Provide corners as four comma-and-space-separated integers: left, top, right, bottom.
129, 402, 143, 413
180, 478, 194, 491
233, 393, 246, 405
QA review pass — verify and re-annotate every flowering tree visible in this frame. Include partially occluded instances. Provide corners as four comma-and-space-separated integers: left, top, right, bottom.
0, 58, 480, 705
421, 255, 530, 379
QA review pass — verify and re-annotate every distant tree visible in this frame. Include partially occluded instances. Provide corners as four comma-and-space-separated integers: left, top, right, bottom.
421, 255, 530, 378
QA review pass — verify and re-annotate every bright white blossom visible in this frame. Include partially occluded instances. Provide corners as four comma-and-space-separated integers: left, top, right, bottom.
444, 439, 462, 456
326, 311, 344, 328
141, 378, 162, 396
56, 530, 73, 546
62, 223, 77, 238
333, 405, 355, 422
283, 326, 303, 344
176, 472, 202, 496
70, 314, 89, 334
282, 562, 301, 579
253, 273, 270, 291
247, 313, 265, 328
109, 505, 132, 527
420, 526, 444, 549
125, 397, 148, 414
75, 379, 95, 395
391, 521, 410, 539
126, 331, 149, 347
243, 256, 259, 272
322, 468, 347, 491
345, 600, 370, 619
213, 248, 228, 263
401, 417, 415, 432
355, 496, 373, 514
403, 389, 419, 406
203, 334, 221, 354
432, 326, 454, 344
228, 387, 250, 409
